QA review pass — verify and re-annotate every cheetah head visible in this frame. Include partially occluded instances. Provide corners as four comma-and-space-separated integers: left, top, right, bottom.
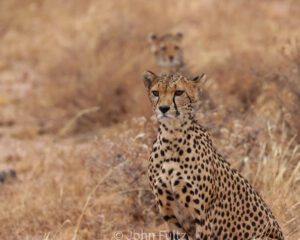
148, 32, 184, 68
143, 71, 206, 121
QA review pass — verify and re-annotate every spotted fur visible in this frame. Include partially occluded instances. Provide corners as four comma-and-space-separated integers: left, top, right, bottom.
143, 71, 284, 240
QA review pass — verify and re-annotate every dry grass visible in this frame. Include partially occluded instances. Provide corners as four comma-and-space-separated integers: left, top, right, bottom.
0, 0, 299, 239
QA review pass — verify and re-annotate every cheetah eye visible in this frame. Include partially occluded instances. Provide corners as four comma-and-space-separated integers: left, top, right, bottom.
152, 90, 159, 97
174, 90, 184, 96
174, 45, 180, 50
161, 46, 167, 51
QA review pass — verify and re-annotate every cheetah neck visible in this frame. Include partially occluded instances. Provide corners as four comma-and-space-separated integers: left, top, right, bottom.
166, 63, 184, 73
158, 62, 189, 76
157, 115, 197, 140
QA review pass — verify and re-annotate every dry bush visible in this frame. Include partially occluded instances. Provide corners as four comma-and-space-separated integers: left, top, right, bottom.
1, 0, 299, 133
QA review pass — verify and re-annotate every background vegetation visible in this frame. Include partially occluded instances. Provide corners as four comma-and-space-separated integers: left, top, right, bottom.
0, 0, 299, 239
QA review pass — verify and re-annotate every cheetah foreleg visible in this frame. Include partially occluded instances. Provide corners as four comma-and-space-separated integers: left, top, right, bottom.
153, 176, 191, 240
170, 177, 213, 240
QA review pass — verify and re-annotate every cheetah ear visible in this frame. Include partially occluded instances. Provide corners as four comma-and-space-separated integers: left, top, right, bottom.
143, 71, 157, 89
148, 33, 158, 43
174, 32, 183, 42
191, 73, 206, 84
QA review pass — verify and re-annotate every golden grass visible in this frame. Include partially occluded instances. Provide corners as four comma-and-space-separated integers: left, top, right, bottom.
0, 0, 299, 239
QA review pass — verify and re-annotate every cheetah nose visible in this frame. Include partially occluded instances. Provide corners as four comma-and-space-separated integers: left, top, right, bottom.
169, 55, 174, 61
159, 105, 170, 114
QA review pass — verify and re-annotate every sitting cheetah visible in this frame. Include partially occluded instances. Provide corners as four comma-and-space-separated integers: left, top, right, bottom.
143, 71, 284, 240
148, 32, 186, 74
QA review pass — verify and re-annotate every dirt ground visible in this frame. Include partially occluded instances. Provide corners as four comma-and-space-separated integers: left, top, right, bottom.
0, 0, 299, 239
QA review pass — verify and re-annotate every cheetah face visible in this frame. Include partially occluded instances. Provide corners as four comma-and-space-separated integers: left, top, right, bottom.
148, 33, 184, 68
143, 71, 206, 121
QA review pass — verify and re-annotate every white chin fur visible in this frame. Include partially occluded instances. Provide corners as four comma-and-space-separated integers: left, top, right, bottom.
156, 112, 176, 120
158, 59, 182, 67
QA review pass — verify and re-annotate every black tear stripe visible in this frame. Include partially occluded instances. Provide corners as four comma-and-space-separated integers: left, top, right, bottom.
173, 94, 180, 117
155, 83, 163, 108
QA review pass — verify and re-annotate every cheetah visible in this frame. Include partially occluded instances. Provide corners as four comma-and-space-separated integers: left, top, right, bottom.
148, 33, 213, 111
143, 71, 284, 240
148, 32, 185, 74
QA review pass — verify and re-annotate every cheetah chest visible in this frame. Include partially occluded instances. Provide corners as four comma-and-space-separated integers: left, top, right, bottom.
148, 142, 199, 232
150, 159, 195, 232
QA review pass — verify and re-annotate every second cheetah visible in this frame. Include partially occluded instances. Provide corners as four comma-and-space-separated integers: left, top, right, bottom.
148, 32, 185, 74
147, 32, 213, 111
143, 71, 284, 240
